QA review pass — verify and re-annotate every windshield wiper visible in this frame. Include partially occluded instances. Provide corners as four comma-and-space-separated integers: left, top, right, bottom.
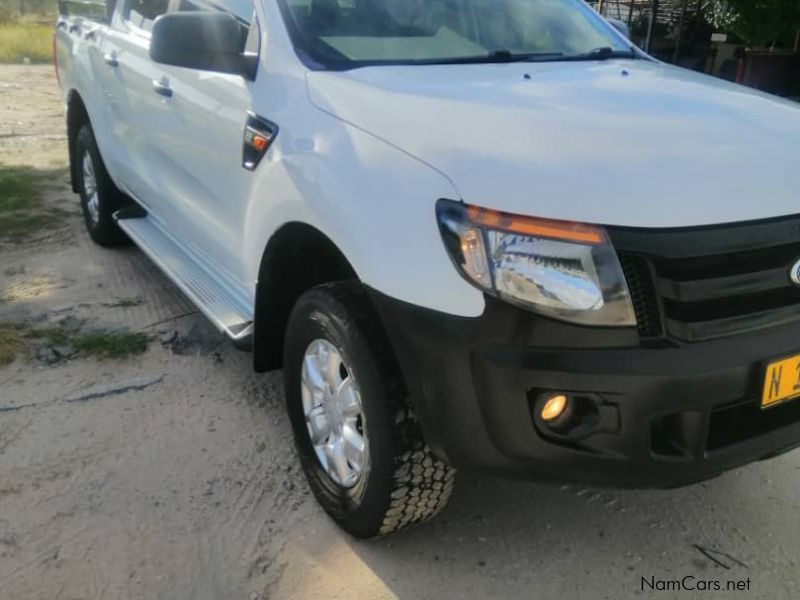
418, 50, 565, 65
354, 46, 632, 68
484, 50, 566, 63
559, 46, 638, 62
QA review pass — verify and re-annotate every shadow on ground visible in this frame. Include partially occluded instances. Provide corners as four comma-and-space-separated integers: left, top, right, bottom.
275, 454, 797, 599
0, 164, 73, 245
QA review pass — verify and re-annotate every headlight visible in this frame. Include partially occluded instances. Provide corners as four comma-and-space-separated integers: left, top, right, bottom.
436, 199, 636, 327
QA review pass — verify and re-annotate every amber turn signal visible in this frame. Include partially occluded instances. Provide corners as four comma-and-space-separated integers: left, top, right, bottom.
251, 134, 269, 152
465, 205, 604, 245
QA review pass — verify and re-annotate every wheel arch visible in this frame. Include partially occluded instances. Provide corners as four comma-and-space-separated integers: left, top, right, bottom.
253, 221, 359, 372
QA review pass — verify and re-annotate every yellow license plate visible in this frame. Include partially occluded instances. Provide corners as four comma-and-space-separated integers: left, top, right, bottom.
762, 354, 800, 408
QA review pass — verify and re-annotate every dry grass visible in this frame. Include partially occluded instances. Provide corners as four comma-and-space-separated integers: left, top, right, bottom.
0, 324, 23, 366
0, 23, 53, 64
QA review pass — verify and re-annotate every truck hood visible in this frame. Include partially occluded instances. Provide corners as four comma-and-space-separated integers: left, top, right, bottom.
307, 60, 800, 228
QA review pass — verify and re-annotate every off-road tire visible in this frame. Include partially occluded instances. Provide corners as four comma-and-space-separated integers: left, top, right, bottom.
74, 123, 129, 247
283, 281, 455, 538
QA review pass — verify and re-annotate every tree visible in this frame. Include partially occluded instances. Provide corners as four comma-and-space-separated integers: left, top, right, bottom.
721, 0, 800, 48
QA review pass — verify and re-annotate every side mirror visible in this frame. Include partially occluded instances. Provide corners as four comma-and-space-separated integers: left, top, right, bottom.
150, 12, 257, 80
608, 18, 631, 40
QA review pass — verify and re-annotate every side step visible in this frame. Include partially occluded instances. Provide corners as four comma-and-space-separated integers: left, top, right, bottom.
115, 212, 254, 342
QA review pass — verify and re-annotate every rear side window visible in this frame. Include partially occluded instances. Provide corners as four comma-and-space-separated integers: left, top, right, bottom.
126, 0, 168, 32
167, 0, 257, 51
173, 0, 253, 23
125, 0, 257, 44
58, 0, 108, 22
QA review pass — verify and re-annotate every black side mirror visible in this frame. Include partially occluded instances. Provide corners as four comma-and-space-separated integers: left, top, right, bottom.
150, 12, 257, 80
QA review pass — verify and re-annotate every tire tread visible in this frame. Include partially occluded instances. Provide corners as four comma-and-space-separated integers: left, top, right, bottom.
380, 408, 456, 535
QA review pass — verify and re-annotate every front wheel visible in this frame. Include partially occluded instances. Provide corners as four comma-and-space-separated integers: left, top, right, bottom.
283, 282, 455, 538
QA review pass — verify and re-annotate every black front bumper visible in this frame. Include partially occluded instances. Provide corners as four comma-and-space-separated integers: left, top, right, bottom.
370, 290, 800, 488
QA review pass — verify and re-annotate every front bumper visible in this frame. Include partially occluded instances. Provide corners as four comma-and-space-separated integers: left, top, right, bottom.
370, 290, 800, 488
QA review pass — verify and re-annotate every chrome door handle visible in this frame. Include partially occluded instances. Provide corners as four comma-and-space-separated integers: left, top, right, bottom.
152, 79, 173, 98
85, 28, 99, 41
104, 53, 118, 67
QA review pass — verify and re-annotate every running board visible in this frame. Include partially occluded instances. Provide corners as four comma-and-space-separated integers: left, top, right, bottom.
115, 213, 254, 342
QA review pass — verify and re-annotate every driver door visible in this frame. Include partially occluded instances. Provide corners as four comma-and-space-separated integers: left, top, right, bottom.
142, 0, 260, 286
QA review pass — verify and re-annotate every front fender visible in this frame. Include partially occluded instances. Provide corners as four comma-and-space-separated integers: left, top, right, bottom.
241, 103, 485, 318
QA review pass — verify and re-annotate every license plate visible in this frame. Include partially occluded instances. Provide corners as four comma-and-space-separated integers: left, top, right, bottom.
762, 354, 800, 408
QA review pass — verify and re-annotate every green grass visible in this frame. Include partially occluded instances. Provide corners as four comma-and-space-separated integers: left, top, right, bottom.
0, 165, 61, 242
0, 24, 53, 64
1, 322, 151, 365
21, 325, 151, 361
73, 331, 151, 359
0, 324, 23, 366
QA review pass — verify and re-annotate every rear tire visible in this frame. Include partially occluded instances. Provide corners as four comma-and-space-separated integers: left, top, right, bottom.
74, 123, 129, 247
283, 281, 455, 538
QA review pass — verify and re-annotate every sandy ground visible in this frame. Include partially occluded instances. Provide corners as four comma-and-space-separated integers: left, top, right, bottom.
2, 65, 800, 600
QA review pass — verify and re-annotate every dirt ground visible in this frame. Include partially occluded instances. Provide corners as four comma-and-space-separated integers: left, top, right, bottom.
2, 65, 800, 600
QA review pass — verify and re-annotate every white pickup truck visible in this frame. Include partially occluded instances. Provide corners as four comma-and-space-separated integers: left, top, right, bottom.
55, 0, 800, 538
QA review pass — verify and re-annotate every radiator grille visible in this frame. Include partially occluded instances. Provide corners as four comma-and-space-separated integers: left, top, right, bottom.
610, 216, 800, 342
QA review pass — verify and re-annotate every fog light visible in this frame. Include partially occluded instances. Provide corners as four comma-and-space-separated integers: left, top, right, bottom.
540, 394, 568, 422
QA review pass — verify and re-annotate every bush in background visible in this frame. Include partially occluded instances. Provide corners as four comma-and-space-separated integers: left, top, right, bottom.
0, 0, 56, 22
0, 23, 53, 63
0, 0, 55, 63
714, 0, 800, 49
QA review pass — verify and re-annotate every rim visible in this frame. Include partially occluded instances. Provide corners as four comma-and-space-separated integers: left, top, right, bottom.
82, 150, 100, 225
301, 339, 368, 488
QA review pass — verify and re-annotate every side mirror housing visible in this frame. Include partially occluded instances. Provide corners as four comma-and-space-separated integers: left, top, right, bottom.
608, 18, 631, 40
150, 12, 257, 80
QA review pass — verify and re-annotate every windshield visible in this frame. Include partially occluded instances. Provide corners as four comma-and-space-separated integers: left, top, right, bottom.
278, 0, 632, 69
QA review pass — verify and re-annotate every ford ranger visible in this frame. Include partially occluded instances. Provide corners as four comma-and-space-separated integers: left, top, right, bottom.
55, 0, 800, 538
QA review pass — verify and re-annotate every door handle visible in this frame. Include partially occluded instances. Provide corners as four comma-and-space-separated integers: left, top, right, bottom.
104, 53, 118, 67
56, 21, 67, 30
85, 28, 99, 41
152, 79, 173, 98
68, 23, 81, 34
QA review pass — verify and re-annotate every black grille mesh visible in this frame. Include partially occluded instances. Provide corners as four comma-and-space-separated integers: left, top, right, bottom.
618, 254, 662, 339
